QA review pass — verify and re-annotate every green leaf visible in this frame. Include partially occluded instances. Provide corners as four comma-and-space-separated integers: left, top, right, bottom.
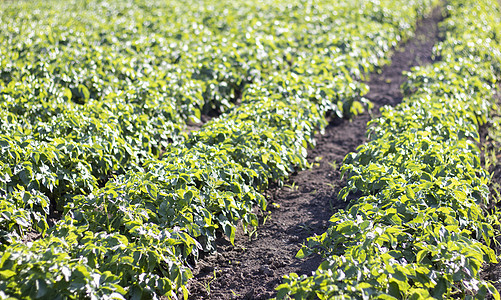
416, 249, 427, 264
432, 278, 448, 299
296, 247, 306, 259
224, 223, 235, 245
183, 190, 193, 204
78, 84, 90, 100
146, 184, 158, 199
405, 186, 415, 199
63, 88, 72, 101
0, 269, 16, 280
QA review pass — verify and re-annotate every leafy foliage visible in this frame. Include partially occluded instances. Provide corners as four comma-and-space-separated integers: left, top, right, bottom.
277, 0, 501, 299
0, 0, 435, 298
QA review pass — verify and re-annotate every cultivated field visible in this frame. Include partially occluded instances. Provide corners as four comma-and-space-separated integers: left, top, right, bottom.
0, 0, 500, 299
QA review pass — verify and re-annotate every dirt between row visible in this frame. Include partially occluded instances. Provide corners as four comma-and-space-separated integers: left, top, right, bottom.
187, 5, 444, 300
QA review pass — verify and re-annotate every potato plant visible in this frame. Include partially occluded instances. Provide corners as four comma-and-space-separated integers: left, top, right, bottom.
277, 0, 501, 299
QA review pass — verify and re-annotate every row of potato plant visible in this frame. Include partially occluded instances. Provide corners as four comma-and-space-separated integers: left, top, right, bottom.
0, 0, 435, 299
277, 0, 501, 299
0, 0, 430, 243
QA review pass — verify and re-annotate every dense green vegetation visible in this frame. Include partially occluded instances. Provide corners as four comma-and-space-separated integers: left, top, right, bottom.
277, 0, 501, 299
0, 0, 437, 298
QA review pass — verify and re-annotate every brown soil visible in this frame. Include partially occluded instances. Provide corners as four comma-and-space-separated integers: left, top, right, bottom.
187, 6, 443, 300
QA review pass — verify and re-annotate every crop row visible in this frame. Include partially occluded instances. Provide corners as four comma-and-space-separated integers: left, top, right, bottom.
0, 0, 435, 298
277, 0, 501, 299
0, 0, 428, 242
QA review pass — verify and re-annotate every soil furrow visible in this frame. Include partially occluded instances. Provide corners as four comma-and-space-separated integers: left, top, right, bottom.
188, 6, 443, 300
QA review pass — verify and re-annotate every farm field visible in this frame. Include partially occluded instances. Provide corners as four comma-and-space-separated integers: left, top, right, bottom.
0, 0, 501, 299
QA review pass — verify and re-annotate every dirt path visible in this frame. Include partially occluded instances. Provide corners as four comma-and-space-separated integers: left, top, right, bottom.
187, 6, 443, 300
